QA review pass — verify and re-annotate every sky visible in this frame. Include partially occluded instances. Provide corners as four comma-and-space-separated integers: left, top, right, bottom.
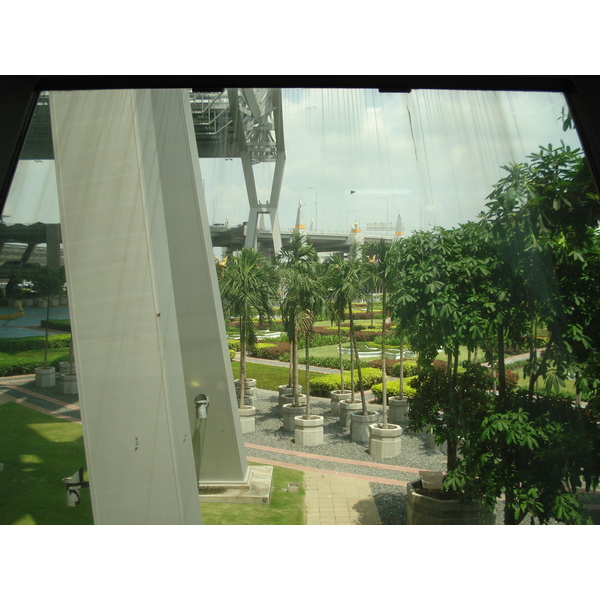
3, 88, 583, 237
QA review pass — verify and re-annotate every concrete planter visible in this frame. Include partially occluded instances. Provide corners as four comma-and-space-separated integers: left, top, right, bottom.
406, 480, 495, 525
294, 415, 324, 446
388, 397, 409, 425
368, 423, 403, 457
339, 399, 362, 428
35, 367, 56, 388
278, 385, 302, 407
59, 361, 76, 375
281, 401, 307, 431
330, 390, 352, 416
426, 429, 447, 454
350, 410, 380, 442
59, 374, 78, 395
235, 378, 256, 405
238, 406, 256, 434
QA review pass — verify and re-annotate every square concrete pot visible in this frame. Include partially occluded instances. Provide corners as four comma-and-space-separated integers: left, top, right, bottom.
59, 374, 78, 395
35, 367, 56, 387
338, 399, 362, 428
330, 390, 352, 415
281, 402, 306, 431
350, 410, 380, 442
238, 406, 256, 433
368, 423, 403, 457
294, 415, 324, 446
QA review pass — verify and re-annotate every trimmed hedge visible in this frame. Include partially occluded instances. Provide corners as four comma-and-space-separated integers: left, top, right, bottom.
309, 367, 384, 398
371, 376, 418, 401
0, 351, 70, 377
41, 319, 72, 332
0, 334, 71, 353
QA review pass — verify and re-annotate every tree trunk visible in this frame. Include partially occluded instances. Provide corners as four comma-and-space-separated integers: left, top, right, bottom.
239, 320, 246, 409
43, 296, 50, 368
381, 288, 388, 428
305, 331, 311, 418
292, 334, 299, 406
399, 337, 405, 401
349, 301, 367, 414
497, 324, 506, 410
338, 323, 345, 392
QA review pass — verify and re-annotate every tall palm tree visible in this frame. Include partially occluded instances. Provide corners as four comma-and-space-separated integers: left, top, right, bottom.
277, 230, 325, 416
364, 239, 399, 428
325, 252, 349, 393
219, 248, 278, 409
325, 242, 369, 414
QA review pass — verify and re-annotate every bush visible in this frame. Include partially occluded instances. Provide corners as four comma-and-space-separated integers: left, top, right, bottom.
227, 340, 240, 352
354, 330, 379, 342
252, 342, 291, 360
298, 355, 370, 371
0, 334, 71, 353
389, 360, 419, 378
0, 351, 70, 377
309, 367, 384, 398
371, 376, 418, 401
41, 319, 71, 332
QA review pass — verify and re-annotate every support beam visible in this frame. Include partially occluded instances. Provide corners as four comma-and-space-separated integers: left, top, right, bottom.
50, 88, 247, 524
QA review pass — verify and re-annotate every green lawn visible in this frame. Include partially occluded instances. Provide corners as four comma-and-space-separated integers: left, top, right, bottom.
200, 462, 305, 525
0, 400, 306, 525
231, 360, 327, 389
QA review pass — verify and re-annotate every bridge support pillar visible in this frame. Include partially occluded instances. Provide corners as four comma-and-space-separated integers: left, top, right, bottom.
50, 88, 248, 524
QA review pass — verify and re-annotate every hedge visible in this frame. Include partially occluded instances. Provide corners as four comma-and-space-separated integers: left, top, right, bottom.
41, 319, 72, 332
371, 376, 418, 401
0, 334, 71, 353
309, 367, 384, 398
0, 351, 70, 377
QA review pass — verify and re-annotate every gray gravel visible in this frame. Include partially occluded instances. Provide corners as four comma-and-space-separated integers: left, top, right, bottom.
245, 388, 574, 525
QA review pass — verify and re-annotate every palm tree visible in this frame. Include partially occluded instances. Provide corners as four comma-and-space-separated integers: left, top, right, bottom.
325, 242, 369, 414
219, 248, 278, 409
364, 239, 399, 428
325, 252, 349, 393
276, 230, 325, 416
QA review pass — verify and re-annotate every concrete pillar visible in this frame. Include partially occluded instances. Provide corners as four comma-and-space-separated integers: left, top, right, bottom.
50, 88, 247, 524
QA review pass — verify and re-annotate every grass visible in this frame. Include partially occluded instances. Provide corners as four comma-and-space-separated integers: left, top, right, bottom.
200, 462, 305, 525
0, 399, 306, 525
231, 360, 327, 390
0, 401, 93, 525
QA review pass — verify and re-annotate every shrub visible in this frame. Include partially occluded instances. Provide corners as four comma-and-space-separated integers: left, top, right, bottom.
371, 376, 418, 401
253, 342, 291, 360
0, 351, 70, 377
298, 355, 370, 370
388, 360, 419, 378
0, 334, 71, 354
354, 330, 379, 342
227, 340, 241, 352
41, 319, 71, 332
309, 367, 384, 398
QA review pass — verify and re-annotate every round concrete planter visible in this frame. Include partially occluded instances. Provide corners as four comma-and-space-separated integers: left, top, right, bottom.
59, 373, 78, 395
294, 415, 324, 446
278, 385, 302, 407
388, 397, 409, 425
281, 401, 307, 431
235, 378, 256, 405
59, 361, 76, 375
330, 390, 352, 416
369, 423, 403, 457
238, 406, 256, 434
35, 367, 56, 388
350, 410, 380, 442
406, 480, 495, 525
339, 399, 362, 428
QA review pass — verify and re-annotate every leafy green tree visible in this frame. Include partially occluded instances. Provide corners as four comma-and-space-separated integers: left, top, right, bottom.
219, 248, 278, 409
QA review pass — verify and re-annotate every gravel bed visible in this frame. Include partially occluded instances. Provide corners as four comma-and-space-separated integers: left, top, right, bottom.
246, 388, 573, 525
